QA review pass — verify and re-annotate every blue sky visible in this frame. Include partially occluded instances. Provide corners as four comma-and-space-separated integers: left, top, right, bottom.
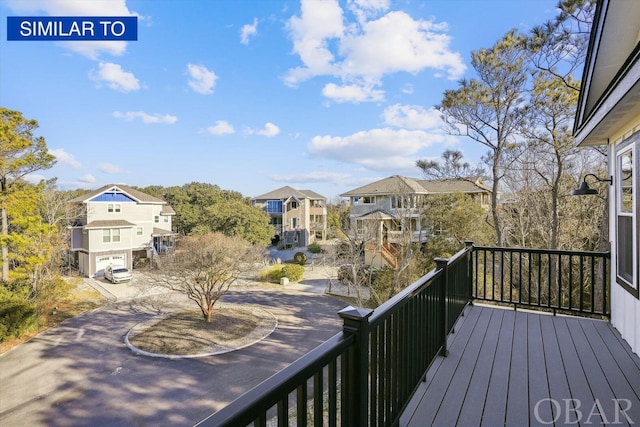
1, 0, 559, 200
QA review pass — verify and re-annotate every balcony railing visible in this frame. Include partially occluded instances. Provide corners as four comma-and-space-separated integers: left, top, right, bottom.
194, 244, 610, 426
472, 246, 610, 317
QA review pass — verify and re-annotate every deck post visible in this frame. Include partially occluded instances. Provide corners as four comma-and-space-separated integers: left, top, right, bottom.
435, 258, 449, 357
465, 241, 474, 307
338, 305, 373, 427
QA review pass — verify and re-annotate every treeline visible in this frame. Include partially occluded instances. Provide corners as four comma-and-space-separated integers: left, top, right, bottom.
417, 0, 604, 252
137, 182, 272, 245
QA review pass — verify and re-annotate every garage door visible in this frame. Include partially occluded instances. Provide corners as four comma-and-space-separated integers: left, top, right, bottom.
95, 254, 127, 276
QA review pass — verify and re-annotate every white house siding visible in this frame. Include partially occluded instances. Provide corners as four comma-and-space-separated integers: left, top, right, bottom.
609, 116, 640, 356
91, 249, 131, 277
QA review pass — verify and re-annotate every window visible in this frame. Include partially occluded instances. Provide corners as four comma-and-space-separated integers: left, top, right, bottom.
164, 216, 169, 223
102, 228, 121, 243
136, 227, 143, 236
107, 204, 121, 213
267, 200, 282, 213
288, 201, 298, 210
354, 196, 376, 205
291, 217, 298, 228
615, 133, 638, 297
154, 216, 159, 223
270, 217, 282, 226
392, 196, 413, 209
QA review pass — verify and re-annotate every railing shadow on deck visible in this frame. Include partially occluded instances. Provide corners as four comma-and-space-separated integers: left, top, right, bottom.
194, 243, 610, 427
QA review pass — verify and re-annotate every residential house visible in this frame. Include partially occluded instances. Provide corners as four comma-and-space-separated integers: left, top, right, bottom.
252, 186, 327, 248
340, 175, 491, 268
573, 0, 640, 355
68, 184, 177, 277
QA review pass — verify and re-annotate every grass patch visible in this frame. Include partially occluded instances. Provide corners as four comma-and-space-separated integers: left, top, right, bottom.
128, 305, 275, 355
0, 277, 106, 355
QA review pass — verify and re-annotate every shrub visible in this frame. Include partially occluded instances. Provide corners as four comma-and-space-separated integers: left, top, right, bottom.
0, 285, 38, 342
281, 264, 304, 282
307, 242, 325, 254
293, 252, 308, 265
259, 264, 305, 283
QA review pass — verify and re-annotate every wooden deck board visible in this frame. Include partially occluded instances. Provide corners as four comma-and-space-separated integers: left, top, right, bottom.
526, 313, 552, 427
456, 309, 502, 427
402, 305, 640, 427
403, 305, 481, 426
431, 307, 493, 426
505, 311, 529, 426
479, 309, 514, 427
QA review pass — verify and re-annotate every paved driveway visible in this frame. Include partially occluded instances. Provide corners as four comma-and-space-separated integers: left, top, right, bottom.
0, 288, 348, 427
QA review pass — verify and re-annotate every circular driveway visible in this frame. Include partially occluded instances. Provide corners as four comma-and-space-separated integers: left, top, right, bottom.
0, 288, 348, 427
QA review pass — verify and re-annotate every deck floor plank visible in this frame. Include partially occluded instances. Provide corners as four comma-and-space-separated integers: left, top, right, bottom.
402, 305, 640, 427
479, 309, 515, 427
578, 319, 640, 425
431, 307, 493, 426
526, 313, 552, 427
538, 314, 572, 424
456, 308, 503, 427
404, 305, 482, 426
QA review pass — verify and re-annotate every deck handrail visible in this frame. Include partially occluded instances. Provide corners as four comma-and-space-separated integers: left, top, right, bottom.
194, 243, 609, 426
472, 245, 610, 316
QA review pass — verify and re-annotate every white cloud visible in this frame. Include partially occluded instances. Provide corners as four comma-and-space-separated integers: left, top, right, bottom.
284, 0, 344, 85
24, 173, 47, 184
246, 122, 280, 137
401, 83, 414, 94
207, 120, 235, 136
240, 18, 258, 45
79, 173, 96, 184
90, 62, 140, 92
3, 0, 137, 59
187, 63, 217, 94
50, 148, 83, 168
347, 0, 390, 24
382, 104, 443, 129
322, 82, 384, 103
339, 12, 465, 79
113, 111, 178, 124
308, 128, 444, 171
285, 1, 466, 102
99, 163, 123, 174
257, 122, 280, 137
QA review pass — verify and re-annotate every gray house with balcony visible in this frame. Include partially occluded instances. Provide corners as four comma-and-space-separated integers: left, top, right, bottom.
68, 184, 177, 277
341, 175, 491, 268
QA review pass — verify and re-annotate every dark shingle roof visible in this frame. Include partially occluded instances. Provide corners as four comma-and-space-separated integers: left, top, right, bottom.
84, 220, 136, 229
254, 186, 326, 201
341, 175, 491, 197
340, 175, 428, 197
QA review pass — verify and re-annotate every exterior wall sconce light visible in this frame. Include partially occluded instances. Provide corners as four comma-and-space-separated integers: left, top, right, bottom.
571, 174, 613, 196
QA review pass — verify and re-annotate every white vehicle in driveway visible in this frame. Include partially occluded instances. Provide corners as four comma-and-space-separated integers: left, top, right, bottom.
104, 265, 132, 284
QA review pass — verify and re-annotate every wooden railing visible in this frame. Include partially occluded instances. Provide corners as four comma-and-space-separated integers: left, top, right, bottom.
194, 243, 610, 426
472, 246, 610, 317
194, 245, 473, 427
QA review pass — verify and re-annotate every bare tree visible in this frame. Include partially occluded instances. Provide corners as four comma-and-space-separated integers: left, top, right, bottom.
417, 149, 485, 180
147, 233, 266, 323
439, 30, 529, 246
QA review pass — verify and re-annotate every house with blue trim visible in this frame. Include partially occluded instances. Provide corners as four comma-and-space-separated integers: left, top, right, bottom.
68, 184, 177, 277
252, 186, 327, 248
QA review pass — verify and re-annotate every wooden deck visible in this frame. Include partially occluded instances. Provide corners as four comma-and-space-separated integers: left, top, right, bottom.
401, 304, 640, 426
